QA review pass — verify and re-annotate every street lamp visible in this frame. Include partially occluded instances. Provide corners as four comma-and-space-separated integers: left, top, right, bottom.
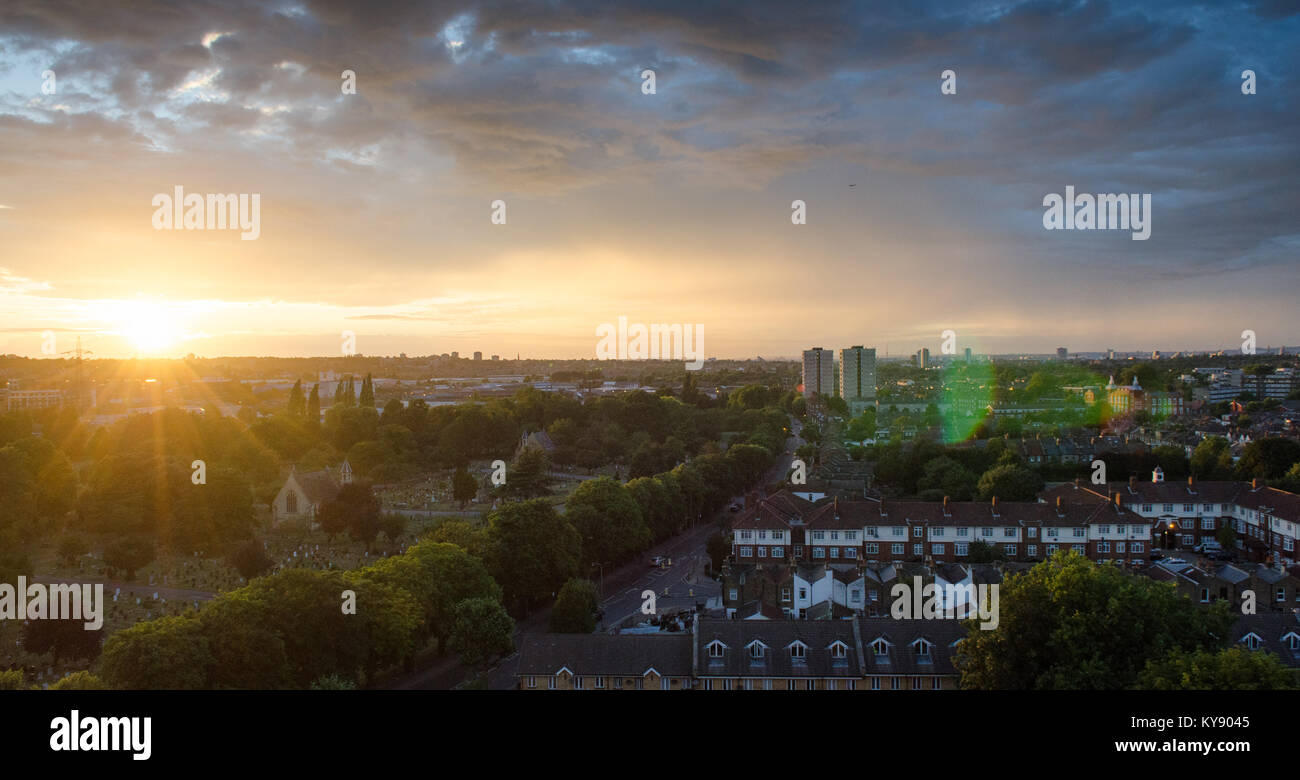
591, 562, 608, 600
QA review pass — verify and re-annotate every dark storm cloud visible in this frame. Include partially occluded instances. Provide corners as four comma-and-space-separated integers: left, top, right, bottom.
0, 0, 1296, 280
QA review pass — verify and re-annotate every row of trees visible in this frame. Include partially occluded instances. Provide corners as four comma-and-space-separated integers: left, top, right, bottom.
431, 438, 782, 613
95, 540, 511, 689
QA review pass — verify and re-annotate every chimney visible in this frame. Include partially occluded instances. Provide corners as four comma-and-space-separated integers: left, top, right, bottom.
1129, 476, 1137, 490
942, 496, 950, 513
1114, 493, 1122, 510
991, 496, 998, 509
1251, 478, 1260, 490
1073, 477, 1080, 489
1188, 475, 1195, 487
1055, 496, 1062, 511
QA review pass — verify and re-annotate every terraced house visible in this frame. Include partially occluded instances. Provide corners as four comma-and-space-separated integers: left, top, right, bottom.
723, 469, 1300, 619
517, 617, 965, 691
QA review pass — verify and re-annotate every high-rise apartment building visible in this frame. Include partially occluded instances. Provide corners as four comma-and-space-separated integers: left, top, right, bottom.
801, 348, 835, 398
839, 346, 877, 414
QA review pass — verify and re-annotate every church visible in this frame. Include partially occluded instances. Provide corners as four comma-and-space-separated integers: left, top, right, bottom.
272, 460, 352, 526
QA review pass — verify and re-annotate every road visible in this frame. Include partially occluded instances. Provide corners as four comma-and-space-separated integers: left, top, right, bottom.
394, 413, 801, 690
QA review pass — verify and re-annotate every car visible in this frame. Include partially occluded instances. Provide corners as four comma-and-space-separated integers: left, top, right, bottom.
1193, 541, 1223, 554
650, 556, 671, 568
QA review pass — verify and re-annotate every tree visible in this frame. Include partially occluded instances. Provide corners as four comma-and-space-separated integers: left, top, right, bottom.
565, 476, 650, 567
1190, 436, 1233, 480
307, 384, 321, 423
1216, 522, 1238, 551
505, 445, 552, 499
103, 535, 156, 581
359, 373, 375, 408
228, 539, 273, 581
319, 482, 382, 547
48, 671, 110, 690
976, 464, 1043, 502
287, 379, 306, 418
1136, 647, 1297, 690
99, 615, 213, 690
958, 551, 1234, 690
56, 533, 89, 566
22, 617, 102, 665
447, 597, 515, 667
484, 499, 580, 612
550, 578, 600, 633
405, 541, 502, 653
449, 467, 477, 509
917, 456, 977, 501
1236, 438, 1300, 481
966, 540, 1006, 563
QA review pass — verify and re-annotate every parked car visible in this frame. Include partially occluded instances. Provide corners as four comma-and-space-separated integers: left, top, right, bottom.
650, 556, 671, 568
1194, 541, 1224, 555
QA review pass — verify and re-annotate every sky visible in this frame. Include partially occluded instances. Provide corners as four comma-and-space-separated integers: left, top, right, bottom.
0, 0, 1297, 361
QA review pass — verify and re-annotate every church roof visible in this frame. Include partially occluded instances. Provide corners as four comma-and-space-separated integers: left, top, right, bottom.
293, 469, 342, 504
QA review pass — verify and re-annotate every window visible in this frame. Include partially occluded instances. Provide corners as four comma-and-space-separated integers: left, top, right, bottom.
871, 638, 889, 655
829, 642, 848, 660
957, 528, 969, 537
1073, 545, 1085, 554
1163, 504, 1173, 513
1201, 518, 1215, 530
865, 543, 879, 554
912, 677, 923, 689
1004, 544, 1016, 555
749, 643, 765, 660
892, 527, 904, 537
793, 545, 803, 556
1288, 635, 1300, 651
798, 588, 807, 600
772, 531, 784, 541
548, 676, 557, 690
574, 676, 583, 690
526, 676, 536, 689
956, 543, 969, 556
1027, 527, 1038, 538
932, 677, 942, 690
781, 587, 791, 602
1182, 535, 1194, 547
1116, 525, 1126, 534
932, 528, 945, 538
830, 531, 839, 540
1116, 542, 1125, 553
1132, 542, 1144, 553
790, 642, 807, 660
1200, 588, 1209, 603
981, 527, 993, 537
932, 544, 945, 556
1242, 634, 1262, 651
913, 639, 933, 658
1202, 504, 1213, 513
1048, 528, 1058, 537
891, 678, 901, 690
871, 677, 881, 691
1004, 528, 1015, 538
740, 530, 753, 540
912, 544, 923, 556
1182, 504, 1193, 513
756, 546, 766, 557
708, 641, 726, 659
1026, 545, 1037, 557
594, 677, 605, 689
845, 531, 858, 541
1046, 544, 1058, 554
1142, 504, 1152, 513
728, 588, 738, 601
813, 547, 825, 559
757, 530, 767, 540
1277, 588, 1286, 603
850, 588, 862, 604
740, 547, 753, 558
844, 548, 857, 559
812, 531, 825, 540
1098, 525, 1110, 535
772, 546, 784, 558
1073, 528, 1085, 538
286, 491, 298, 513
891, 543, 904, 556
829, 547, 839, 559
1097, 542, 1110, 553
913, 527, 923, 538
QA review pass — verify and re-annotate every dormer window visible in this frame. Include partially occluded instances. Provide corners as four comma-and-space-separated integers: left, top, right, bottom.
912, 638, 933, 658
747, 641, 767, 661
828, 641, 848, 660
1241, 633, 1262, 651
707, 640, 727, 659
788, 641, 808, 660
870, 638, 890, 656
